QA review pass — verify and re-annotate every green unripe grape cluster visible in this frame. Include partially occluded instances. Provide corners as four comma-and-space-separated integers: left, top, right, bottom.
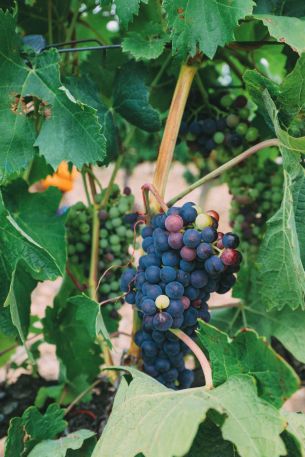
176, 90, 260, 183
226, 157, 283, 255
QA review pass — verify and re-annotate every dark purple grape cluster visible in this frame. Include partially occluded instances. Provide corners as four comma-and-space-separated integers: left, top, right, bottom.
179, 94, 258, 159
120, 203, 242, 389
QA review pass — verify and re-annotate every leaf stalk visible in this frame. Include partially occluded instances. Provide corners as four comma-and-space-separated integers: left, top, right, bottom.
170, 329, 213, 389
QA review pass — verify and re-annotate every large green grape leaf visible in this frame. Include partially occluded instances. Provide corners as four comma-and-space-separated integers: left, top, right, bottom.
211, 297, 305, 364
4, 417, 24, 457
0, 11, 106, 181
254, 0, 305, 16
113, 62, 161, 132
255, 15, 305, 55
5, 403, 67, 457
197, 321, 299, 407
256, 93, 305, 311
0, 10, 36, 184
244, 54, 305, 129
278, 53, 305, 125
103, 0, 149, 26
7, 266, 37, 351
43, 294, 102, 393
0, 184, 66, 307
3, 180, 67, 276
122, 23, 168, 61
0, 306, 17, 337
185, 417, 239, 457
163, 0, 254, 59
65, 76, 118, 164
28, 430, 96, 457
244, 70, 280, 131
0, 332, 16, 366
283, 412, 305, 456
92, 368, 286, 457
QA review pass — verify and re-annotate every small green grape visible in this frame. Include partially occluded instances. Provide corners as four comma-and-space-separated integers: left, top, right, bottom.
263, 190, 272, 200
100, 228, 108, 237
118, 204, 129, 215
126, 229, 134, 239
226, 114, 240, 128
112, 217, 122, 228
239, 108, 250, 119
100, 239, 108, 248
76, 242, 86, 253
256, 182, 265, 192
220, 94, 233, 108
261, 201, 271, 211
109, 207, 120, 218
100, 283, 111, 294
111, 281, 119, 291
116, 226, 127, 237
79, 212, 87, 223
80, 223, 90, 234
70, 255, 79, 264
68, 245, 76, 255
271, 174, 283, 186
245, 127, 259, 142
243, 175, 254, 185
111, 244, 121, 253
105, 220, 113, 230
236, 123, 248, 136
213, 131, 225, 144
272, 192, 282, 203
81, 233, 91, 243
110, 234, 120, 245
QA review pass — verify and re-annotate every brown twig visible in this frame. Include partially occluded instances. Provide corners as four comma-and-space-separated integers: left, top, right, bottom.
66, 265, 87, 291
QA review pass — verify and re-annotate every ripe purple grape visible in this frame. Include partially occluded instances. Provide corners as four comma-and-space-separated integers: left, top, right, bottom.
196, 242, 213, 260
183, 229, 201, 248
222, 232, 240, 249
168, 232, 183, 250
165, 214, 184, 232
221, 249, 242, 266
153, 312, 173, 331
160, 266, 177, 283
165, 281, 184, 299
180, 246, 196, 261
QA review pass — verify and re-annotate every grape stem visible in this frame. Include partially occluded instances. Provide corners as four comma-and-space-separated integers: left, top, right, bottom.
81, 170, 92, 206
170, 328, 213, 389
100, 154, 123, 208
64, 378, 104, 416
167, 138, 280, 206
142, 183, 169, 220
87, 172, 116, 378
151, 64, 198, 209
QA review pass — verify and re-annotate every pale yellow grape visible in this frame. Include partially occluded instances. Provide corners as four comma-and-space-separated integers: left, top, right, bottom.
193, 204, 203, 214
155, 295, 170, 310
195, 213, 213, 229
